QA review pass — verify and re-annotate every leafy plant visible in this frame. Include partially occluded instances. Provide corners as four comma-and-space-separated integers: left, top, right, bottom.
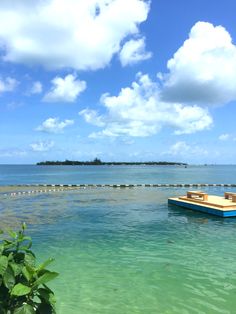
0, 223, 58, 314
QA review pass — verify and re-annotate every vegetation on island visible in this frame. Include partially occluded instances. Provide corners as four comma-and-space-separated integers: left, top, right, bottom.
37, 158, 187, 166
0, 223, 58, 314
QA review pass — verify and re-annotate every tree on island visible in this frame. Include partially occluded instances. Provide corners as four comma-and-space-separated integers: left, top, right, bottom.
93, 158, 102, 165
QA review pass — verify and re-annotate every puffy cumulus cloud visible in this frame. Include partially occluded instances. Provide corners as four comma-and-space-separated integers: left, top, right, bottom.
43, 74, 86, 102
167, 141, 208, 157
0, 77, 18, 93
172, 105, 212, 135
0, 0, 150, 70
30, 81, 43, 94
79, 73, 213, 138
36, 118, 74, 133
161, 22, 236, 105
30, 141, 54, 152
119, 37, 152, 66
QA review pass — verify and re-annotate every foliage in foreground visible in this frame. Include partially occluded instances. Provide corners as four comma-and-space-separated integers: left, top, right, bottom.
0, 223, 58, 314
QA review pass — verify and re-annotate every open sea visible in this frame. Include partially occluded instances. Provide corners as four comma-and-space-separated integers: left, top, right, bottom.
0, 165, 236, 314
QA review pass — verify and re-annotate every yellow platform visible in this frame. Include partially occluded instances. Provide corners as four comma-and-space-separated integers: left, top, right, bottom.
168, 191, 236, 217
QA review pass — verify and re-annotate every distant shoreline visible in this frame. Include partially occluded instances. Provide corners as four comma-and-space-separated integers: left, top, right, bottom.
36, 159, 187, 166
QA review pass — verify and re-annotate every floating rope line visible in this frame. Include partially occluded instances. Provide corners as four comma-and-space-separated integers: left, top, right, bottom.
1, 183, 236, 198
4, 183, 236, 188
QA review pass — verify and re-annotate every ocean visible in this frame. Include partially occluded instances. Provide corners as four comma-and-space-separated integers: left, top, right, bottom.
1, 164, 236, 185
0, 165, 236, 313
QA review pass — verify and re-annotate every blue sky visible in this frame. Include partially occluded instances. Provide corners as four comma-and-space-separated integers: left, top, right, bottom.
1, 0, 236, 164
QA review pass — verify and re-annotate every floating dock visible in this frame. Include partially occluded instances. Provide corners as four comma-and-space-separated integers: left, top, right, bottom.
168, 191, 236, 217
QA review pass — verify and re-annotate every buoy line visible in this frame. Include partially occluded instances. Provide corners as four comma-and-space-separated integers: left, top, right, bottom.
4, 183, 236, 188
1, 183, 236, 198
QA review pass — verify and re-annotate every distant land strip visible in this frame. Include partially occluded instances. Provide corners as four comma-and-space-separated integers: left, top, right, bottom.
36, 158, 187, 166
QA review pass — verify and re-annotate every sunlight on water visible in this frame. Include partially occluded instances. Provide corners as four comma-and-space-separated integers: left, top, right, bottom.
1, 187, 236, 313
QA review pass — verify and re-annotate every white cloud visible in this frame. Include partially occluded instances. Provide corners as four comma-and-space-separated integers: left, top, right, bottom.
122, 138, 135, 145
119, 37, 152, 66
30, 141, 54, 152
168, 141, 190, 156
167, 141, 208, 157
0, 0, 150, 70
80, 73, 213, 138
161, 21, 236, 105
30, 81, 42, 94
43, 74, 86, 102
219, 133, 230, 141
79, 109, 105, 127
0, 149, 26, 157
36, 118, 74, 133
218, 133, 236, 141
0, 77, 18, 93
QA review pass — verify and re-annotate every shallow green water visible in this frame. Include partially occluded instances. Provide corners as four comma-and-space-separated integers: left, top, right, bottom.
1, 187, 236, 313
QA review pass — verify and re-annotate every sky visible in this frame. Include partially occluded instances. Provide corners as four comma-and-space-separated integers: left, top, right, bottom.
1, 0, 236, 164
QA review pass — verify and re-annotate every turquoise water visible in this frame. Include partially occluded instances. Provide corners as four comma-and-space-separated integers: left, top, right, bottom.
1, 166, 236, 313
1, 164, 236, 185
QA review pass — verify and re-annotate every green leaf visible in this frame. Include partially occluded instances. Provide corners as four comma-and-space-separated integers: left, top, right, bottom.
17, 231, 24, 242
14, 252, 25, 264
25, 264, 36, 274
7, 252, 14, 261
18, 236, 32, 245
37, 303, 55, 314
2, 242, 15, 251
18, 243, 30, 250
22, 266, 32, 282
33, 271, 59, 287
13, 304, 35, 314
38, 287, 56, 305
0, 229, 3, 234
3, 239, 12, 244
0, 256, 8, 275
37, 258, 54, 272
19, 243, 32, 251
38, 288, 51, 303
26, 250, 35, 258
11, 283, 31, 296
7, 230, 17, 239
3, 266, 15, 290
0, 226, 58, 313
0, 244, 4, 255
21, 236, 31, 242
9, 262, 23, 276
24, 253, 36, 267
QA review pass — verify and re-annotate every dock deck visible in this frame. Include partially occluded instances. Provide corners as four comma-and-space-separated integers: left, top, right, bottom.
168, 192, 236, 217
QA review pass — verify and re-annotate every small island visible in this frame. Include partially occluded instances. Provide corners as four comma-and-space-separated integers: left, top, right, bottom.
37, 158, 187, 166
